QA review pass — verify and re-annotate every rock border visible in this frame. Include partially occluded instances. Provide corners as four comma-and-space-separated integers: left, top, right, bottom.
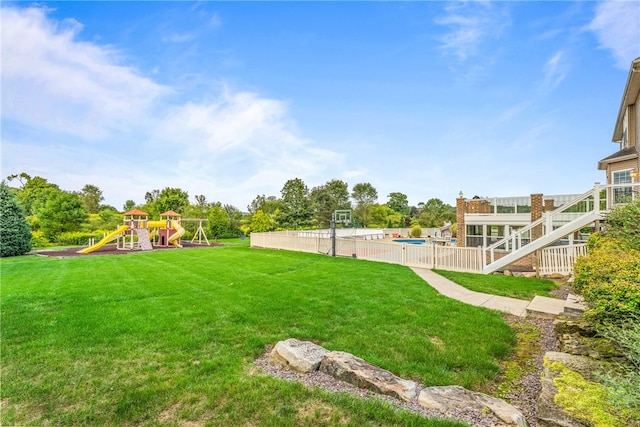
260, 338, 528, 427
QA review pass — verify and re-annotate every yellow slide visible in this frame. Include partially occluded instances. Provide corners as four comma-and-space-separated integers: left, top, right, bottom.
146, 220, 185, 247
77, 224, 129, 254
168, 220, 185, 247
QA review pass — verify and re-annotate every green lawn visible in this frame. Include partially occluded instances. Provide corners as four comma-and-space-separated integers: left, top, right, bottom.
2, 246, 516, 426
433, 269, 558, 300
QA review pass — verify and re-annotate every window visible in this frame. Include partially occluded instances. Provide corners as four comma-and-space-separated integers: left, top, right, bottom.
613, 170, 633, 204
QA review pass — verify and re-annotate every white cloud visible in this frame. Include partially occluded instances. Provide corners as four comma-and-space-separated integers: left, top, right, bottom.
156, 89, 343, 200
436, 1, 510, 61
588, 0, 640, 69
543, 50, 568, 89
162, 32, 196, 43
1, 6, 170, 139
0, 6, 342, 209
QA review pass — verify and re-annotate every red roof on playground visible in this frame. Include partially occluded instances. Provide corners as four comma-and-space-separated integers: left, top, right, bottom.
159, 210, 182, 217
122, 209, 149, 216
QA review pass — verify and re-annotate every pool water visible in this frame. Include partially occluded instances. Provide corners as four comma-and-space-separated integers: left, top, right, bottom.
393, 239, 426, 244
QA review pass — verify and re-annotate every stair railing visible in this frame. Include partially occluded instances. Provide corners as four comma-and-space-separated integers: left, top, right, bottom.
482, 183, 603, 269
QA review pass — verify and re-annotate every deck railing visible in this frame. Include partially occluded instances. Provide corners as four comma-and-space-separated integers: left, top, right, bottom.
538, 244, 588, 276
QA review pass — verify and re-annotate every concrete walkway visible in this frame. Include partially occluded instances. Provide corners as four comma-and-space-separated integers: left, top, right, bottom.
410, 267, 568, 318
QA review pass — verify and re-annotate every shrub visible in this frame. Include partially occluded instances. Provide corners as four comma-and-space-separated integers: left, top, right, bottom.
601, 199, 640, 249
574, 241, 640, 323
574, 200, 640, 325
0, 182, 32, 257
30, 230, 51, 249
450, 223, 457, 237
410, 225, 422, 238
54, 231, 104, 246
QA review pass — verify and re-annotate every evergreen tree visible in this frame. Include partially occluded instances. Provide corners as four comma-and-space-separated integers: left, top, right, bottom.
0, 182, 32, 257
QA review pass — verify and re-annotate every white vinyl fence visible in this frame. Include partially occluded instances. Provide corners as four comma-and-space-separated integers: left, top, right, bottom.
250, 231, 483, 273
537, 244, 588, 276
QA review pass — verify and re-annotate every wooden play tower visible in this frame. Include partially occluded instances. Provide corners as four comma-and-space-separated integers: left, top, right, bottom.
155, 210, 182, 247
120, 209, 153, 250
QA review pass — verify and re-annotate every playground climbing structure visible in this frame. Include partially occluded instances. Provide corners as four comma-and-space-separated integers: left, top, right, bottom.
77, 209, 186, 254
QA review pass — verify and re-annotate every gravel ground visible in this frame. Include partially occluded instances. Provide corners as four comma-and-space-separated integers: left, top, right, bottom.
550, 283, 573, 300
499, 317, 558, 427
254, 316, 558, 427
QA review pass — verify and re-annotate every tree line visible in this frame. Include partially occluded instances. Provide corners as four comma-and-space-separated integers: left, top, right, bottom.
1, 172, 456, 252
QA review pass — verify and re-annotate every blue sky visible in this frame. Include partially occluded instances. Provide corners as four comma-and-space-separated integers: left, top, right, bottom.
2, 1, 639, 211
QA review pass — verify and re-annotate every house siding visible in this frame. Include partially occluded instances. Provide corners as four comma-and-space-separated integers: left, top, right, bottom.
635, 90, 640, 148
603, 58, 640, 186
608, 158, 638, 181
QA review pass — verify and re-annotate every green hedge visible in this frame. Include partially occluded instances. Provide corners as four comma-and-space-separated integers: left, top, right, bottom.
54, 231, 106, 246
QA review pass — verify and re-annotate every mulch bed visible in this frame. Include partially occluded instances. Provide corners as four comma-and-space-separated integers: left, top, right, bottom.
32, 242, 222, 258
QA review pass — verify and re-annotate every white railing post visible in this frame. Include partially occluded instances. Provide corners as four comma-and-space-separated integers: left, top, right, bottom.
593, 182, 601, 214
483, 246, 490, 270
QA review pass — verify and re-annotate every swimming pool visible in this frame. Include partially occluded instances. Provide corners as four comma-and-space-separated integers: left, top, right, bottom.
393, 239, 427, 244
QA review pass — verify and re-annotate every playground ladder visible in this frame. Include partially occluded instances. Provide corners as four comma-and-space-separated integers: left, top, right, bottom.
135, 228, 154, 250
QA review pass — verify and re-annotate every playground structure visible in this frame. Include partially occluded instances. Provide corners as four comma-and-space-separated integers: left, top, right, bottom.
185, 218, 210, 245
78, 209, 188, 254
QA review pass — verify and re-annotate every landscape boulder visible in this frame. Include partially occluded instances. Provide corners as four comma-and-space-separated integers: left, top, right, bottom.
268, 338, 328, 373
554, 320, 621, 360
319, 351, 417, 402
418, 385, 528, 427
536, 351, 606, 427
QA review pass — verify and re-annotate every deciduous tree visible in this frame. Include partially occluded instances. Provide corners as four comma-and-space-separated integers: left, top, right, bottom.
279, 178, 313, 229
248, 194, 282, 215
155, 187, 189, 215
351, 182, 377, 227
78, 184, 104, 214
123, 200, 136, 212
208, 204, 230, 240
7, 174, 59, 216
38, 191, 88, 239
250, 209, 275, 232
310, 179, 351, 228
418, 198, 455, 227
386, 192, 410, 216
222, 204, 243, 237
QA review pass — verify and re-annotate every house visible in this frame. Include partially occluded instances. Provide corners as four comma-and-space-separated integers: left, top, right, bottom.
454, 58, 640, 274
598, 57, 640, 203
